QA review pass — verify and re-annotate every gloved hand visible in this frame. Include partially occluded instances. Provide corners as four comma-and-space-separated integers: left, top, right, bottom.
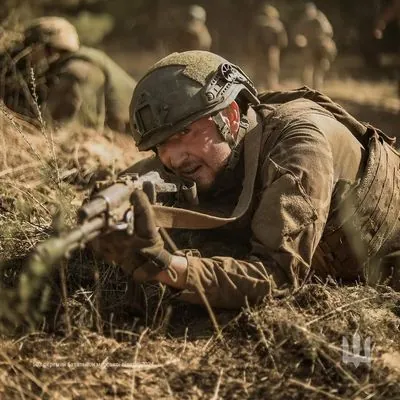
91, 190, 173, 281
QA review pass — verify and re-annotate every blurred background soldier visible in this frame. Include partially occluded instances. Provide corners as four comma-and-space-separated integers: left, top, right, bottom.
374, 0, 400, 38
165, 4, 212, 53
293, 2, 337, 90
0, 16, 136, 132
248, 3, 288, 90
374, 0, 400, 98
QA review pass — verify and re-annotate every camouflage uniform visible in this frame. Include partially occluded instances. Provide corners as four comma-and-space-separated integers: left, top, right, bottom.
249, 4, 288, 90
293, 3, 337, 90
43, 46, 136, 132
116, 51, 400, 309
166, 5, 212, 52
1, 17, 135, 132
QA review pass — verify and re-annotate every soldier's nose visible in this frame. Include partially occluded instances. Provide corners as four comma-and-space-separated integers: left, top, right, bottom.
170, 150, 190, 170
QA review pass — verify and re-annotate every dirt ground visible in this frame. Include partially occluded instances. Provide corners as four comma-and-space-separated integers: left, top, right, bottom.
0, 65, 400, 399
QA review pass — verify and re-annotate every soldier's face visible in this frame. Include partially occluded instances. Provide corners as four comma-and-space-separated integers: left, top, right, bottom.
157, 103, 240, 192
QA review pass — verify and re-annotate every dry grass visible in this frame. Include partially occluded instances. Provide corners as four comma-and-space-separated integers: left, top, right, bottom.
0, 285, 399, 399
0, 101, 142, 258
0, 82, 399, 399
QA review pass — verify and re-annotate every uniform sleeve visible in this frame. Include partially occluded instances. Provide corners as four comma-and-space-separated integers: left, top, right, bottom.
199, 28, 212, 51
178, 116, 334, 309
277, 23, 288, 48
318, 12, 334, 37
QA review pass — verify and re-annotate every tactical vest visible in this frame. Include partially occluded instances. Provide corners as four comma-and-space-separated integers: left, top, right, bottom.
257, 87, 395, 148
258, 87, 400, 279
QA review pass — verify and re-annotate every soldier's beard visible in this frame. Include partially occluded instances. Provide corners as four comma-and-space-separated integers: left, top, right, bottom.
193, 158, 231, 194
184, 168, 215, 193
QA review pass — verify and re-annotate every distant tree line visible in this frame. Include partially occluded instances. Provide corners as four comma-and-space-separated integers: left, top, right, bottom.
1, 0, 399, 59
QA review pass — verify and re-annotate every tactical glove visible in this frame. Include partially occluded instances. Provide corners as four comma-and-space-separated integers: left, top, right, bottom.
91, 190, 173, 281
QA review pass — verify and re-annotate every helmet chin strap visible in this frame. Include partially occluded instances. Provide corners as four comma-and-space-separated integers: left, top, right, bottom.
212, 112, 235, 148
212, 111, 249, 170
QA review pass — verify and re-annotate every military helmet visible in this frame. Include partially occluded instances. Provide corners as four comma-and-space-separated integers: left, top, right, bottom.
188, 5, 207, 23
130, 51, 259, 151
24, 17, 80, 52
305, 2, 317, 15
261, 4, 280, 19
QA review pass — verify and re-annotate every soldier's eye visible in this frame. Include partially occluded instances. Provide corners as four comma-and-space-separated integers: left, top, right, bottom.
181, 127, 191, 135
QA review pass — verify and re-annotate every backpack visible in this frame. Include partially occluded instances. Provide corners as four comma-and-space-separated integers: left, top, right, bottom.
257, 86, 396, 148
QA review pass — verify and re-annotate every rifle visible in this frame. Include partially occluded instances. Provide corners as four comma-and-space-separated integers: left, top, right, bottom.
16, 171, 178, 326
13, 167, 242, 329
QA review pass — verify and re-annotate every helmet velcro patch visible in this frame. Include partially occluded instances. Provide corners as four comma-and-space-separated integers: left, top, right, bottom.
144, 50, 227, 86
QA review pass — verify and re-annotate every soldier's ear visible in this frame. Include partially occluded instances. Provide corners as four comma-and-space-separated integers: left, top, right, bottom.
222, 101, 240, 138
